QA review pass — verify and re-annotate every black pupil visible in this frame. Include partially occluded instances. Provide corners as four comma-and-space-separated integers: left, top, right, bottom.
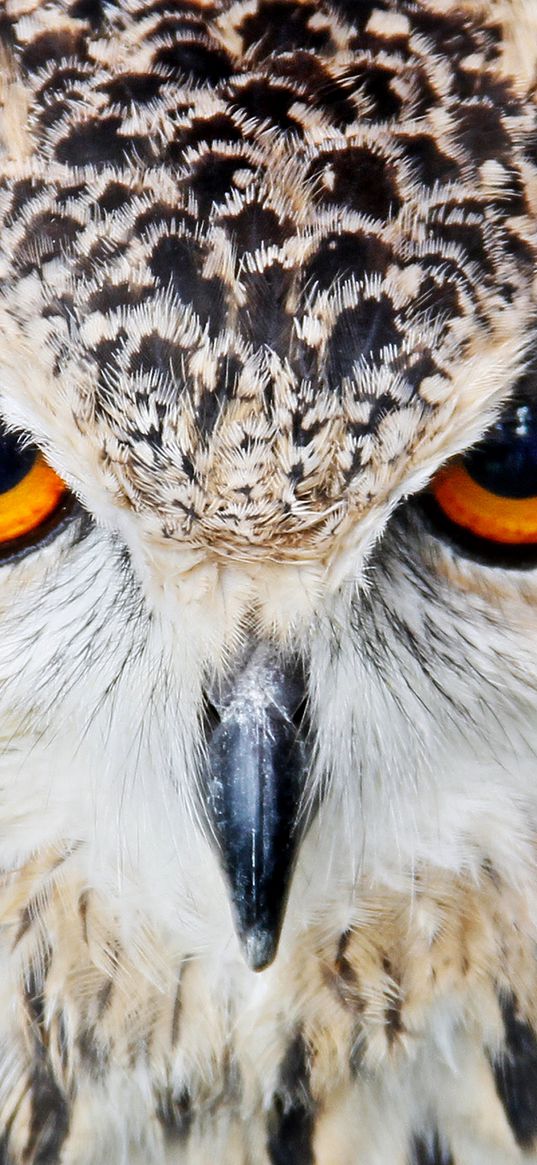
0, 431, 36, 494
464, 400, 537, 499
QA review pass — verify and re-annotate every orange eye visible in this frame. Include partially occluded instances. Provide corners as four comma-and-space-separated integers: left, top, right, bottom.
432, 460, 537, 545
0, 433, 68, 550
428, 396, 537, 560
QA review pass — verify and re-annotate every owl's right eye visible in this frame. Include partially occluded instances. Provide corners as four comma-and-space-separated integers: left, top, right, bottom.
0, 428, 70, 555
423, 392, 537, 567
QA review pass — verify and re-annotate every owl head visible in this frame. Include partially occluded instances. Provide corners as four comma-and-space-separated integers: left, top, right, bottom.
0, 0, 536, 970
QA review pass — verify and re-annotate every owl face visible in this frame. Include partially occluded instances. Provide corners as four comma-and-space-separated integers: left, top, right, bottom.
0, 0, 537, 972
0, 390, 535, 971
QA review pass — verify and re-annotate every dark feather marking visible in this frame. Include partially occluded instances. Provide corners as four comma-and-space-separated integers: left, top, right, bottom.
325, 931, 365, 1018
20, 951, 71, 1161
409, 1131, 454, 1164
153, 40, 233, 84
0, 13, 15, 52
77, 1026, 109, 1080
384, 997, 400, 1043
78, 891, 89, 944
267, 1032, 314, 1165
157, 1089, 192, 1141
22, 29, 88, 72
13, 902, 34, 949
335, 928, 354, 980
240, 0, 333, 57
481, 858, 501, 889
491, 993, 537, 1149
16, 860, 77, 957
96, 975, 114, 1017
69, 0, 110, 28
24, 1061, 70, 1165
25, 951, 52, 1040
56, 1012, 70, 1077
382, 955, 404, 1046
171, 977, 182, 1047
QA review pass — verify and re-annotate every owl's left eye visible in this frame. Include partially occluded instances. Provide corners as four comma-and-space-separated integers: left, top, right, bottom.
0, 429, 69, 554
426, 395, 537, 564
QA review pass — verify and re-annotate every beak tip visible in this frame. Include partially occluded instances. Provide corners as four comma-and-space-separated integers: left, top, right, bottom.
241, 926, 279, 972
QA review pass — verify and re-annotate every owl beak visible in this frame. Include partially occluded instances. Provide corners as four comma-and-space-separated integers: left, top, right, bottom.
204, 646, 310, 972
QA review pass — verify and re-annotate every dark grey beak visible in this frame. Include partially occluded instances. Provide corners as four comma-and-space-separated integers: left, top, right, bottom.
204, 645, 310, 971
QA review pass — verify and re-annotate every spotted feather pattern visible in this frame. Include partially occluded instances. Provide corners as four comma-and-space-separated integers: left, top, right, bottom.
2, 847, 537, 1162
0, 0, 535, 562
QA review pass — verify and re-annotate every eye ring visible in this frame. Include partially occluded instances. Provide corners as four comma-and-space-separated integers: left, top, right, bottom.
424, 390, 537, 568
0, 453, 67, 544
431, 460, 537, 545
0, 428, 74, 561
419, 491, 537, 570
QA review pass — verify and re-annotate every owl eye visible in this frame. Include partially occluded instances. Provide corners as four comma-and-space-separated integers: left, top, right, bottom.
0, 428, 69, 554
427, 396, 537, 566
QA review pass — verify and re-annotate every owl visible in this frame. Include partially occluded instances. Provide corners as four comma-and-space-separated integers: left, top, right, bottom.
0, 0, 537, 1162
